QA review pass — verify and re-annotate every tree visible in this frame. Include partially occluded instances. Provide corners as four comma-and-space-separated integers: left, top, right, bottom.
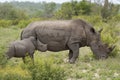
77, 0, 91, 15
55, 2, 73, 19
101, 0, 120, 21
71, 0, 79, 16
42, 2, 56, 18
101, 0, 109, 20
55, 0, 92, 19
0, 3, 28, 20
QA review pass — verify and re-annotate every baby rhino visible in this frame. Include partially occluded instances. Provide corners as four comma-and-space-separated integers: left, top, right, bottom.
5, 37, 47, 63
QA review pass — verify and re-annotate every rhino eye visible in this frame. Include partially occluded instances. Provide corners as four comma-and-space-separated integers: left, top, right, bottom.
90, 28, 95, 34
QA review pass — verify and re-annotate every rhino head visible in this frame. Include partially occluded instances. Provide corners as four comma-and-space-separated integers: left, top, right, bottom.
88, 28, 115, 59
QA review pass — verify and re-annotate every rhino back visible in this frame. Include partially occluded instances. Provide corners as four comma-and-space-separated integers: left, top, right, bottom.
21, 19, 91, 51
21, 22, 38, 39
33, 20, 72, 51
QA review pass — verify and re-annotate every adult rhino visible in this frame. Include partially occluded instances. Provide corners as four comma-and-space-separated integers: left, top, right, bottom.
21, 19, 114, 63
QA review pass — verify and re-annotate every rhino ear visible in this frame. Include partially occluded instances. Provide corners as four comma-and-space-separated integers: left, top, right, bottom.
90, 28, 95, 33
98, 28, 103, 33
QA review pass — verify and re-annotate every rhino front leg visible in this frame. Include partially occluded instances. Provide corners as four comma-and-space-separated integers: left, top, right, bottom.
69, 50, 73, 60
22, 57, 25, 63
68, 43, 79, 64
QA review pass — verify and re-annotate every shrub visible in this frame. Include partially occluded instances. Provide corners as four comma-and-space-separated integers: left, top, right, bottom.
17, 18, 45, 28
110, 14, 120, 22
0, 20, 12, 28
25, 59, 66, 80
0, 73, 31, 80
73, 15, 103, 26
101, 22, 120, 57
17, 20, 31, 28
0, 44, 7, 66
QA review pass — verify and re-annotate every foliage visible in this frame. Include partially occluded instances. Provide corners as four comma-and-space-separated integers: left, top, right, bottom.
17, 20, 32, 28
0, 3, 28, 20
10, 1, 61, 18
0, 73, 31, 80
76, 0, 91, 15
0, 44, 7, 66
17, 18, 46, 28
42, 2, 56, 18
0, 1, 119, 21
0, 20, 12, 28
55, 2, 73, 19
101, 22, 120, 57
73, 15, 103, 26
23, 58, 66, 80
55, 0, 92, 19
33, 2, 57, 18
101, 0, 120, 21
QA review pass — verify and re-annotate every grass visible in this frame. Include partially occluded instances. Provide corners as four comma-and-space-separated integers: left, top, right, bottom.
0, 25, 120, 80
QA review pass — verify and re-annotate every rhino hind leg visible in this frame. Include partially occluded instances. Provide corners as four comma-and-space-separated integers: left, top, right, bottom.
28, 51, 35, 64
68, 43, 79, 64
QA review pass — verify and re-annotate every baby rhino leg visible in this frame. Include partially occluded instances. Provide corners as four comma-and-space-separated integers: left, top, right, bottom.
37, 40, 47, 52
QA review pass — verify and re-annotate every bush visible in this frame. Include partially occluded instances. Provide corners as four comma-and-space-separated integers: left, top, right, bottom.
17, 18, 45, 28
73, 15, 103, 26
0, 44, 7, 66
110, 14, 120, 22
17, 20, 31, 28
0, 20, 12, 28
101, 22, 120, 57
0, 73, 31, 80
25, 59, 66, 80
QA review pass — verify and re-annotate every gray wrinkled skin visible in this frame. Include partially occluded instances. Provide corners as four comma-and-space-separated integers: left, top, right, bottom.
6, 37, 36, 63
36, 39, 47, 52
21, 19, 114, 63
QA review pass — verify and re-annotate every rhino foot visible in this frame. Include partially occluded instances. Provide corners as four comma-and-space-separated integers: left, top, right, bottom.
69, 59, 76, 64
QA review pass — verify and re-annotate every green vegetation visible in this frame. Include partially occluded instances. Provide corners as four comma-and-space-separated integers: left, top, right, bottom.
0, 0, 120, 80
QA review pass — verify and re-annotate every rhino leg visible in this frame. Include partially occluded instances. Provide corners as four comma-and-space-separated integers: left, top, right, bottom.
68, 43, 79, 64
29, 52, 34, 64
69, 50, 73, 60
22, 57, 25, 63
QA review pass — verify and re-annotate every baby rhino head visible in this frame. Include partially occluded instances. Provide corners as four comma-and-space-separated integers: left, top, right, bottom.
5, 43, 15, 59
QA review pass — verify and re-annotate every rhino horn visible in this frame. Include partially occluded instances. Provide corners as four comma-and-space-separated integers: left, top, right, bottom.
98, 28, 103, 33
